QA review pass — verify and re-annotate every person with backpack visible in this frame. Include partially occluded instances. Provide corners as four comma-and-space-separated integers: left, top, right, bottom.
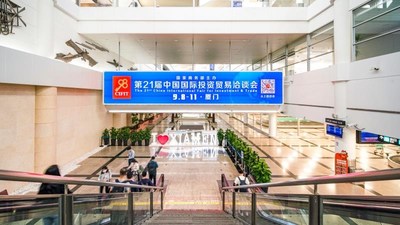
139, 171, 154, 192
234, 170, 250, 192
146, 156, 158, 186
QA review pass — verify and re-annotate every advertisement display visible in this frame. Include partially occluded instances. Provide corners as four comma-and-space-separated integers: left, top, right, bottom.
103, 71, 283, 105
335, 150, 349, 175
356, 130, 382, 144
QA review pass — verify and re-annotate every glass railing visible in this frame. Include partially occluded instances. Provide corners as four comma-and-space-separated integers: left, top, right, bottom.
75, 0, 314, 8
0, 169, 165, 225
221, 168, 400, 225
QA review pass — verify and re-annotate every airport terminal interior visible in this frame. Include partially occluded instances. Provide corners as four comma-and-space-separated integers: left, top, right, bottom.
0, 0, 400, 224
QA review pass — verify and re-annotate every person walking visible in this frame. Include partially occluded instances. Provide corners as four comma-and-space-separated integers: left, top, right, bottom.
146, 156, 158, 186
233, 170, 250, 192
127, 146, 135, 166
98, 166, 112, 193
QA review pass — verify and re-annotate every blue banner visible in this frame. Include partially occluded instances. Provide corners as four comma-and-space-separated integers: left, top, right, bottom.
103, 71, 283, 105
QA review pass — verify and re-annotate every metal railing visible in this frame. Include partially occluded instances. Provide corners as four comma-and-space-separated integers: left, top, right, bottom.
0, 169, 166, 225
221, 168, 400, 225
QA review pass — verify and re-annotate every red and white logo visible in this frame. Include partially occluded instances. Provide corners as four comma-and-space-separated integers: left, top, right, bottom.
113, 76, 131, 99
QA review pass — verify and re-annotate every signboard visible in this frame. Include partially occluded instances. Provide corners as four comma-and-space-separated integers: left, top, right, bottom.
378, 135, 400, 146
232, 0, 242, 7
325, 118, 346, 126
335, 150, 348, 175
356, 130, 382, 144
103, 71, 283, 105
326, 124, 343, 138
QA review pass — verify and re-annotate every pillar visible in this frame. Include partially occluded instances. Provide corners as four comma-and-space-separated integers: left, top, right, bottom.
126, 114, 132, 126
113, 113, 127, 128
259, 113, 263, 130
35, 87, 57, 173
333, 0, 357, 169
36, 1, 54, 57
269, 113, 277, 138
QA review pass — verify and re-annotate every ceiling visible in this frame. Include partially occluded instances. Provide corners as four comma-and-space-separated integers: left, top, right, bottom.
83, 33, 304, 66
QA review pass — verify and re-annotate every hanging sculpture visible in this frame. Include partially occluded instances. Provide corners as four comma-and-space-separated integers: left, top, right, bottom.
107, 59, 123, 69
55, 39, 98, 67
0, 0, 26, 35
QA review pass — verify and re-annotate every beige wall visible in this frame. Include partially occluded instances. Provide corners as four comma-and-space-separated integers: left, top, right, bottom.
56, 88, 113, 166
0, 84, 35, 192
0, 85, 113, 193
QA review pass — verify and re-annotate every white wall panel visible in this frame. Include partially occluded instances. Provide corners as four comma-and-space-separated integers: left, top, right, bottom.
0, 46, 102, 90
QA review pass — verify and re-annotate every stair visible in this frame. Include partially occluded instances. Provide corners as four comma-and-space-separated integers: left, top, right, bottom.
144, 210, 243, 224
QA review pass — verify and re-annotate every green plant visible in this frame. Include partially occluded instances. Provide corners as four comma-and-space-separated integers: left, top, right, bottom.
137, 129, 146, 141
130, 131, 139, 143
131, 114, 139, 125
217, 129, 225, 143
116, 128, 123, 140
120, 128, 130, 141
102, 128, 110, 139
110, 127, 118, 139
143, 128, 151, 141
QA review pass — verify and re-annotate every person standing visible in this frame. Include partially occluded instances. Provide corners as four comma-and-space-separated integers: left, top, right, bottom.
146, 156, 158, 186
98, 166, 112, 193
111, 167, 128, 193
127, 146, 135, 166
139, 171, 154, 192
233, 170, 250, 192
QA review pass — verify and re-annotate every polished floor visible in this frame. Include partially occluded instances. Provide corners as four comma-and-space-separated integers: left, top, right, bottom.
63, 114, 400, 212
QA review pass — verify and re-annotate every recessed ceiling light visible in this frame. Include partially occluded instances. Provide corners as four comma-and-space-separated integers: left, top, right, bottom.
208, 40, 212, 42
174, 40, 178, 42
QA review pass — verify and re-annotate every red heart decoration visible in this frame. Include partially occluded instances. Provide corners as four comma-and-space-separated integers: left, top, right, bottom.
157, 135, 169, 145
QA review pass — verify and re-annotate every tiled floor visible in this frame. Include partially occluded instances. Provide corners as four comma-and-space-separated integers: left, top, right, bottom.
64, 113, 400, 211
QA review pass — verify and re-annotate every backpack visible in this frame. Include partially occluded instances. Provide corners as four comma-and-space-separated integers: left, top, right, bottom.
238, 177, 248, 193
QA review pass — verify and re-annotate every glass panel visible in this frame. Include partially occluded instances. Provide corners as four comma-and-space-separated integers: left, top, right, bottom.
224, 191, 233, 214
355, 30, 400, 60
288, 36, 307, 52
235, 192, 252, 224
310, 37, 333, 58
73, 193, 128, 225
256, 194, 309, 225
354, 0, 400, 26
133, 192, 151, 224
272, 59, 285, 71
323, 197, 400, 225
310, 53, 333, 71
310, 23, 334, 45
288, 48, 307, 65
287, 61, 307, 75
152, 191, 162, 215
0, 196, 60, 225
354, 7, 400, 43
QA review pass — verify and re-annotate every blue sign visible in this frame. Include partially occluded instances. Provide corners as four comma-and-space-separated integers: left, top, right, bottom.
358, 131, 381, 143
233, 0, 242, 7
326, 124, 343, 138
103, 71, 283, 105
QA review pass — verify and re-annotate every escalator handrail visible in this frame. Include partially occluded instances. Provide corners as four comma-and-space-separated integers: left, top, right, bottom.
222, 168, 400, 191
0, 169, 164, 190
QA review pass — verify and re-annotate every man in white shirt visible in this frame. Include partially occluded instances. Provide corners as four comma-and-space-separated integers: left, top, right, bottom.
234, 171, 250, 192
127, 146, 135, 166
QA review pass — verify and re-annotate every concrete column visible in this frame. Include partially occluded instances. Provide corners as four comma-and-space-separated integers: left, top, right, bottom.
269, 113, 277, 138
333, 0, 356, 169
35, 87, 57, 173
113, 113, 127, 128
126, 113, 132, 126
243, 113, 249, 125
36, 1, 54, 57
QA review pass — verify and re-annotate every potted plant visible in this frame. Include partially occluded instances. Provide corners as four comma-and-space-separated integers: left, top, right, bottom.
143, 128, 151, 146
130, 131, 139, 146
110, 127, 118, 146
217, 129, 225, 146
102, 128, 110, 146
121, 128, 130, 146
137, 130, 145, 146
116, 128, 123, 146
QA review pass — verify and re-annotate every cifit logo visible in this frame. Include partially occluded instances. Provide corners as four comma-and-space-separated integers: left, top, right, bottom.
112, 76, 131, 99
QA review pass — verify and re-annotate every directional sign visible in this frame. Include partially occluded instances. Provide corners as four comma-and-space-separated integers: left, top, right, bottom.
325, 118, 346, 126
378, 135, 400, 146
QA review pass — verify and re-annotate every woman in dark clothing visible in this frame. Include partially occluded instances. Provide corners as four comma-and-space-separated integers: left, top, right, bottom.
38, 165, 71, 225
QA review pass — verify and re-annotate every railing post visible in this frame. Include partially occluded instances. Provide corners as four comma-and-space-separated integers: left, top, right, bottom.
251, 193, 256, 225
222, 191, 225, 211
150, 191, 154, 217
309, 195, 322, 225
59, 194, 73, 225
161, 191, 164, 211
128, 193, 134, 225
232, 191, 236, 218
